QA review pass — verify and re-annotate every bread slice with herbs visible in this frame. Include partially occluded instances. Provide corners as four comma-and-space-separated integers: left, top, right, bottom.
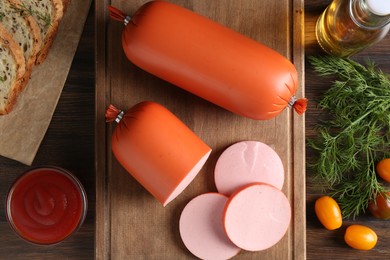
18, 0, 64, 64
0, 0, 42, 82
0, 24, 26, 115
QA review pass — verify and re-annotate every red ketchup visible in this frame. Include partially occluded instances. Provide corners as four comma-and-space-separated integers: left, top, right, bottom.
6, 167, 87, 245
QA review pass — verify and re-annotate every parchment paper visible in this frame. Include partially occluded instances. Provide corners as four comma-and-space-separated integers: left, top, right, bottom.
0, 0, 92, 165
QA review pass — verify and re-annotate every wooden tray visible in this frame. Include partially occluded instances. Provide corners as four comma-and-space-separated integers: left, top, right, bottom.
95, 0, 306, 259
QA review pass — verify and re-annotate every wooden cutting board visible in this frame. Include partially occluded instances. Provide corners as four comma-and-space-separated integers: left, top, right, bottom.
95, 0, 306, 259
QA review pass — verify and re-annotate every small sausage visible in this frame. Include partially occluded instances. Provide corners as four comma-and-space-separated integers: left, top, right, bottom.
179, 193, 241, 259
214, 141, 284, 196
223, 183, 291, 251
106, 102, 211, 206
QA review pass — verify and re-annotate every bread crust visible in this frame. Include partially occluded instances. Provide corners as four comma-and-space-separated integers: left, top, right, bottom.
35, 0, 64, 64
0, 24, 26, 114
62, 0, 71, 11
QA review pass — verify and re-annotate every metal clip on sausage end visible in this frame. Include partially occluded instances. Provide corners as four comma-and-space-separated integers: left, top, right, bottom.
288, 95, 308, 115
105, 104, 125, 123
287, 95, 297, 109
108, 6, 131, 26
124, 16, 131, 26
115, 111, 125, 123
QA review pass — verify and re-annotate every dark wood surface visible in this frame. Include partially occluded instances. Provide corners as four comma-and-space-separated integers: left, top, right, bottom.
0, 0, 389, 259
0, 5, 95, 260
305, 1, 390, 259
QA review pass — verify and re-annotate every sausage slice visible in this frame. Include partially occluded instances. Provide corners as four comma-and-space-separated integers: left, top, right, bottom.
223, 183, 291, 251
214, 141, 284, 196
179, 193, 241, 259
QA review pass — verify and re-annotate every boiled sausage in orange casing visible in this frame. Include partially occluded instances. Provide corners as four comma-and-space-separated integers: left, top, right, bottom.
106, 101, 211, 206
109, 1, 307, 120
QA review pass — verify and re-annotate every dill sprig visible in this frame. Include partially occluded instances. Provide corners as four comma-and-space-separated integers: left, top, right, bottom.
0, 76, 5, 82
308, 56, 390, 219
11, 3, 51, 28
0, 12, 5, 22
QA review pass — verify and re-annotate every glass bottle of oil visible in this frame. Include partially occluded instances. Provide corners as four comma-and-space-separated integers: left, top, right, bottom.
316, 0, 390, 57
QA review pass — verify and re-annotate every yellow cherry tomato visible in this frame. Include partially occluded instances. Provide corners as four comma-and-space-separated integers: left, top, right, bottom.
377, 158, 390, 183
314, 196, 342, 230
344, 225, 377, 250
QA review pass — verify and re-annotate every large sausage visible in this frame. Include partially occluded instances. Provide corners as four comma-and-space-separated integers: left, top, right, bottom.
109, 1, 307, 120
106, 101, 211, 206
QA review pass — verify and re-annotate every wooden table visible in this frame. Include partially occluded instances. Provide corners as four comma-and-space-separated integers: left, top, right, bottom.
0, 0, 389, 259
0, 5, 95, 260
305, 1, 390, 259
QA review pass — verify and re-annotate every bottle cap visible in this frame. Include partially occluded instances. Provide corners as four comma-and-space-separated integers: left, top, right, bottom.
366, 0, 390, 16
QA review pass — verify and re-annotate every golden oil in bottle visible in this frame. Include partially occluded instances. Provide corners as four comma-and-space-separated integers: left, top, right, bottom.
316, 0, 390, 57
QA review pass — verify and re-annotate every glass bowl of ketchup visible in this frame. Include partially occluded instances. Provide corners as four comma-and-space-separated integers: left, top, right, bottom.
5, 166, 88, 245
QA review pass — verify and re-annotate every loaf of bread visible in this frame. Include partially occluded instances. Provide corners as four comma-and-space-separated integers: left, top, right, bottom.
0, 24, 26, 114
0, 0, 66, 115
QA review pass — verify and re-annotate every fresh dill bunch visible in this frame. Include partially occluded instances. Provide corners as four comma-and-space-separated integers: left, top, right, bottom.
11, 3, 51, 28
308, 56, 390, 219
